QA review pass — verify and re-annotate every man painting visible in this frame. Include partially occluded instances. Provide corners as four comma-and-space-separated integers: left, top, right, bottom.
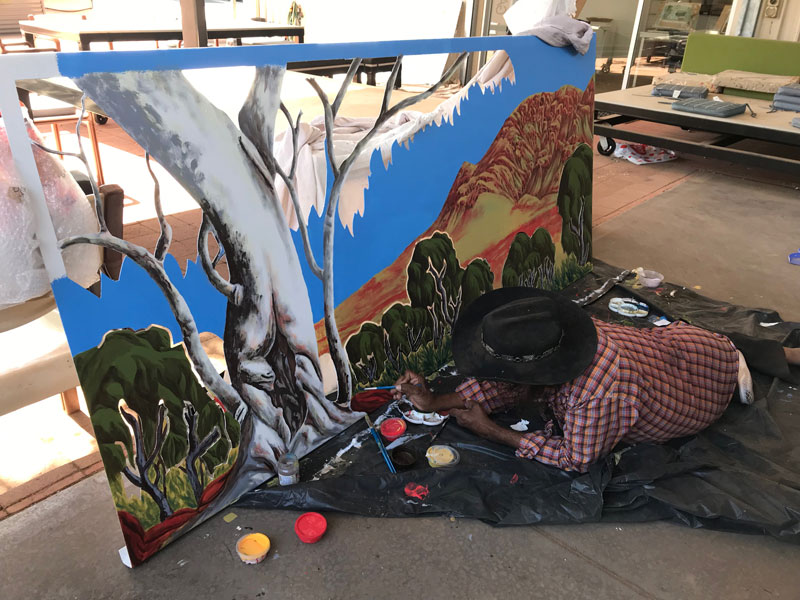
394, 288, 799, 472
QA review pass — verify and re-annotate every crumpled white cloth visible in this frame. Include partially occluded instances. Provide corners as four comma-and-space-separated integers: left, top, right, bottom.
613, 142, 678, 165
517, 14, 595, 55
273, 49, 515, 234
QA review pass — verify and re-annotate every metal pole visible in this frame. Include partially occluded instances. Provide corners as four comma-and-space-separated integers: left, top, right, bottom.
180, 0, 208, 48
621, 0, 645, 90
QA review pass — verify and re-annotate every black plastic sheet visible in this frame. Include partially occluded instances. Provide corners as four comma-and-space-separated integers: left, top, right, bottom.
237, 261, 800, 543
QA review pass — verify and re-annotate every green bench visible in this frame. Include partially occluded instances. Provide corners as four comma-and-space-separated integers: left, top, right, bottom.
680, 33, 800, 100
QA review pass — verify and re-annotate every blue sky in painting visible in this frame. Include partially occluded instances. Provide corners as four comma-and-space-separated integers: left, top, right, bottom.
52, 36, 594, 355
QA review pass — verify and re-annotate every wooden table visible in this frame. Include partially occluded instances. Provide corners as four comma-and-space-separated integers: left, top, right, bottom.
595, 86, 800, 174
19, 15, 304, 51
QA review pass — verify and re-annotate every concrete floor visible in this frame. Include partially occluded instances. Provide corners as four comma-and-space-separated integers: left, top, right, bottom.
594, 169, 800, 322
3, 470, 800, 600
4, 144, 800, 595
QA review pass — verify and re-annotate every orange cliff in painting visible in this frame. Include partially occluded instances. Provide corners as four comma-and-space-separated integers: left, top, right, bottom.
316, 81, 595, 354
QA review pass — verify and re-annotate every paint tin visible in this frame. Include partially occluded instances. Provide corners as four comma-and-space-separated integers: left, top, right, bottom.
380, 418, 407, 442
390, 446, 418, 470
295, 512, 328, 544
236, 533, 271, 564
426, 445, 460, 468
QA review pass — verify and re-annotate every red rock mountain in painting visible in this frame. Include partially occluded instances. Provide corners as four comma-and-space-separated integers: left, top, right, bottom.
317, 81, 594, 352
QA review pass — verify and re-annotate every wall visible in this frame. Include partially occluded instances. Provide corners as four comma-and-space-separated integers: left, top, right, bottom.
755, 0, 800, 40
582, 0, 639, 56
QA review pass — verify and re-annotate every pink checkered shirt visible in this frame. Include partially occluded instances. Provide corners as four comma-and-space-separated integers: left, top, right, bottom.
455, 318, 739, 472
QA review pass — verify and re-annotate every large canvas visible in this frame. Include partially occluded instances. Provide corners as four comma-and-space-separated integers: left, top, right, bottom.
0, 35, 594, 565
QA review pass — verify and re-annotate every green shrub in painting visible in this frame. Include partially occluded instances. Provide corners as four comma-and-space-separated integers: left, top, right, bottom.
74, 326, 239, 524
557, 144, 592, 266
348, 232, 493, 387
502, 228, 557, 289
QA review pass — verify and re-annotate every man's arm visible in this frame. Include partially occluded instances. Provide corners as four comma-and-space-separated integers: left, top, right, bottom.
393, 372, 524, 414
454, 378, 524, 414
392, 370, 465, 412
452, 394, 639, 473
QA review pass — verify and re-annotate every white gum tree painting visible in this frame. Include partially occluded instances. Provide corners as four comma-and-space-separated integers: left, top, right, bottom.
38, 54, 466, 511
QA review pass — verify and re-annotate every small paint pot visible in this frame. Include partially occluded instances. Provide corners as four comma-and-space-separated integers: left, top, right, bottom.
295, 512, 327, 544
236, 533, 271, 564
636, 268, 664, 288
390, 446, 418, 471
380, 417, 407, 442
426, 445, 460, 468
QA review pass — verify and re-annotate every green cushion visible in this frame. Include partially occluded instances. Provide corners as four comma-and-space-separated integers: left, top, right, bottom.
681, 34, 800, 100
724, 88, 773, 101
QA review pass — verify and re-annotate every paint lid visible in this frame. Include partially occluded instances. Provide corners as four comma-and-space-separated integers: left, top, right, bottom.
380, 418, 407, 441
295, 512, 327, 544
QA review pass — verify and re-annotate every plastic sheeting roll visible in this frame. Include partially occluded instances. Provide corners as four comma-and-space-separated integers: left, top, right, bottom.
0, 117, 101, 311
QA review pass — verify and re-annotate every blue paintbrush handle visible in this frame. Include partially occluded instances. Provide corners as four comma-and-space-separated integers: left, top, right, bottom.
369, 427, 396, 474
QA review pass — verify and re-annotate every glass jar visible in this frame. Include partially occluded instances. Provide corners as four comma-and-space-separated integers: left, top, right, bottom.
277, 453, 300, 486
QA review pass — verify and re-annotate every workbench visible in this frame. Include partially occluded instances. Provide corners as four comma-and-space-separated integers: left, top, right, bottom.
594, 86, 800, 174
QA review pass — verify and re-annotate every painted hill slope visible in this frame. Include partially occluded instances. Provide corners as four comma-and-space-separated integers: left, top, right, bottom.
317, 81, 594, 352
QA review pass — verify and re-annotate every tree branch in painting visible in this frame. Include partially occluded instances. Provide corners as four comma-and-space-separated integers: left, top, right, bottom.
118, 400, 173, 520
181, 401, 222, 505
303, 51, 468, 404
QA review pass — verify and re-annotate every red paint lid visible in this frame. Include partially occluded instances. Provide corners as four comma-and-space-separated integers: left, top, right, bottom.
380, 418, 407, 438
295, 512, 327, 544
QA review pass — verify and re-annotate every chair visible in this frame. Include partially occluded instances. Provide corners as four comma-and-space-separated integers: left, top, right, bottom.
0, 184, 124, 422
0, 0, 60, 53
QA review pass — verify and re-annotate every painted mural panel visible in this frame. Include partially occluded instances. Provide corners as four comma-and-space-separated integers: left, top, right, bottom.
3, 36, 594, 565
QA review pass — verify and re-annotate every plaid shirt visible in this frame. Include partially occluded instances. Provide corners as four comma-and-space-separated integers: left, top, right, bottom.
456, 318, 739, 472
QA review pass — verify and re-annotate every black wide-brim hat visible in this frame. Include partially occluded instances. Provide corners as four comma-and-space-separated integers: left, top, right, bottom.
452, 287, 598, 386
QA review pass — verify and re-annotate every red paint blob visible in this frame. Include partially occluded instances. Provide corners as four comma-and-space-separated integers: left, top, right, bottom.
404, 482, 429, 500
510, 474, 519, 484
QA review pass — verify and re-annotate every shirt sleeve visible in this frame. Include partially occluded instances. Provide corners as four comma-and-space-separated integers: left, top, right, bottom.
455, 378, 525, 414
515, 393, 639, 472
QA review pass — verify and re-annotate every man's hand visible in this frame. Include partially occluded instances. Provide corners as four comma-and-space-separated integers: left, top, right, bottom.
449, 400, 495, 438
393, 370, 436, 411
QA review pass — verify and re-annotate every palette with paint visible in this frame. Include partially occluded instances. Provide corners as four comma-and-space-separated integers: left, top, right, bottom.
403, 409, 447, 426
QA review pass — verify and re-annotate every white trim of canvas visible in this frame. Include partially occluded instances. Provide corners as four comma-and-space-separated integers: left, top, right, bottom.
0, 52, 66, 281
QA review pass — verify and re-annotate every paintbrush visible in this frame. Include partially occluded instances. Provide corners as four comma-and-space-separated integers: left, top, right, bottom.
364, 414, 397, 474
429, 416, 450, 443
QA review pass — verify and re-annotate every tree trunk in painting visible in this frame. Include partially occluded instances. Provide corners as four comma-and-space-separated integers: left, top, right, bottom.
75, 68, 360, 513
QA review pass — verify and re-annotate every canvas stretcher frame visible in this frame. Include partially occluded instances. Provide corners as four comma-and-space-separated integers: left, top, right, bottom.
0, 34, 595, 565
